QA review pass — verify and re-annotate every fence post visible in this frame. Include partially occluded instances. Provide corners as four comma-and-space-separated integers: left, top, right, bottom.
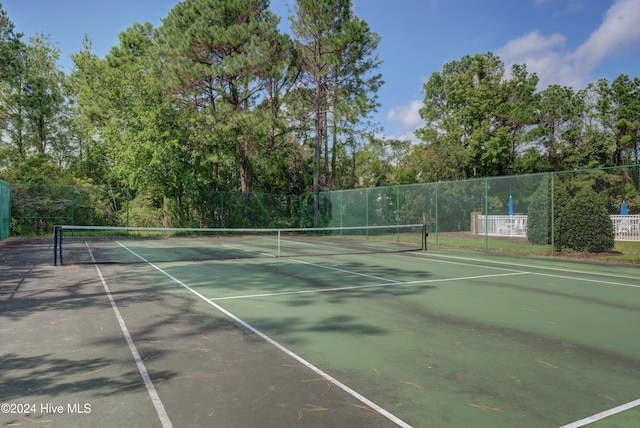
71, 186, 75, 226
396, 185, 400, 225
551, 172, 555, 256
484, 178, 489, 250
365, 189, 369, 228
435, 183, 439, 244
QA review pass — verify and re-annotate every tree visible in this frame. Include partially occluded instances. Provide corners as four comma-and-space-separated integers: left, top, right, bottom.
559, 188, 615, 252
498, 63, 539, 170
416, 53, 537, 180
610, 75, 640, 166
579, 79, 617, 169
0, 9, 73, 182
72, 25, 200, 225
290, 0, 382, 224
0, 11, 28, 162
530, 85, 584, 171
159, 0, 287, 202
23, 35, 66, 156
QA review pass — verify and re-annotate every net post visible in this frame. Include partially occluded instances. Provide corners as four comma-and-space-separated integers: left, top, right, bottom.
277, 229, 281, 257
422, 224, 428, 251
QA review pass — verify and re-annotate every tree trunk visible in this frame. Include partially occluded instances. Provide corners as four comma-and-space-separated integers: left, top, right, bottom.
313, 80, 322, 227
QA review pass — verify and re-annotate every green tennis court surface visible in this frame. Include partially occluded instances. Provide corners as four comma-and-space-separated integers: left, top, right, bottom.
2, 237, 639, 427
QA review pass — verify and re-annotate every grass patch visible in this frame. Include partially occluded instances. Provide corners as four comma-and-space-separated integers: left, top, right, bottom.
593, 241, 640, 264
429, 233, 640, 265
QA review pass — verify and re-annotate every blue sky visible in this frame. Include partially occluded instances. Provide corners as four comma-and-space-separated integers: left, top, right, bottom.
4, 0, 640, 142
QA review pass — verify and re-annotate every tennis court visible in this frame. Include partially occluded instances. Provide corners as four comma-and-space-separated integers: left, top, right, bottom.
1, 229, 639, 427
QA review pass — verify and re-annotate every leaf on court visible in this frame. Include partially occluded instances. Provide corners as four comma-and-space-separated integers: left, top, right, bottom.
46, 318, 72, 325
455, 373, 464, 384
318, 383, 331, 399
189, 347, 214, 353
394, 325, 415, 335
597, 393, 615, 401
16, 415, 54, 424
468, 404, 506, 412
113, 381, 145, 391
399, 380, 425, 389
301, 377, 326, 383
533, 358, 558, 369
506, 375, 521, 383
83, 364, 112, 375
297, 404, 329, 421
353, 404, 380, 414
142, 352, 162, 362
452, 341, 461, 349
372, 367, 381, 378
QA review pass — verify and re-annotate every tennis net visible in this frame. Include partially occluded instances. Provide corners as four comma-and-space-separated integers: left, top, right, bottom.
53, 224, 427, 265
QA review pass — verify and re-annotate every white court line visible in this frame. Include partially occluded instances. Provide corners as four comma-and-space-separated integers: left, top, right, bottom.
559, 397, 640, 427
87, 243, 173, 428
288, 257, 402, 283
221, 243, 276, 258
394, 251, 639, 289
410, 252, 640, 282
209, 272, 530, 301
223, 243, 402, 283
222, 242, 409, 284
530, 271, 640, 288
116, 242, 413, 428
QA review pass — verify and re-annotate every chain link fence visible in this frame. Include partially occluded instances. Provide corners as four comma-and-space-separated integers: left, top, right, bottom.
0, 180, 10, 239
6, 165, 640, 253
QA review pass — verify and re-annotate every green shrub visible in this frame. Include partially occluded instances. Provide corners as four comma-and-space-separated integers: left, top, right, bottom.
527, 177, 571, 245
558, 188, 614, 252
527, 178, 551, 245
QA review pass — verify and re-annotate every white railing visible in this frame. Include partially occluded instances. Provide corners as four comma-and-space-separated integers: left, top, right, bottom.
476, 215, 528, 237
475, 214, 640, 241
611, 215, 640, 241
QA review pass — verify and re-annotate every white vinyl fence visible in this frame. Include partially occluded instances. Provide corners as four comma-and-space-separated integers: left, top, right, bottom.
476, 215, 640, 241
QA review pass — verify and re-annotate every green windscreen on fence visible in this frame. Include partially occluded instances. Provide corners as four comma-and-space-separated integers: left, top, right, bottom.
0, 180, 10, 239
8, 164, 640, 253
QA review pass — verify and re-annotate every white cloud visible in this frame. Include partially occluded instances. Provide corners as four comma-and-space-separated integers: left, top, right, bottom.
498, 31, 567, 59
387, 99, 424, 129
497, 31, 578, 88
498, 0, 640, 89
572, 0, 640, 69
378, 129, 421, 144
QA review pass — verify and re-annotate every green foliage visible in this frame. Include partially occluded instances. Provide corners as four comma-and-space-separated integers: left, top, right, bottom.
528, 173, 617, 252
526, 176, 564, 245
558, 188, 615, 252
416, 54, 539, 179
1, 1, 640, 238
527, 180, 547, 245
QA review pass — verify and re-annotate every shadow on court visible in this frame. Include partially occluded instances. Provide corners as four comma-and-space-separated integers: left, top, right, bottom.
0, 238, 401, 427
4, 238, 640, 427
